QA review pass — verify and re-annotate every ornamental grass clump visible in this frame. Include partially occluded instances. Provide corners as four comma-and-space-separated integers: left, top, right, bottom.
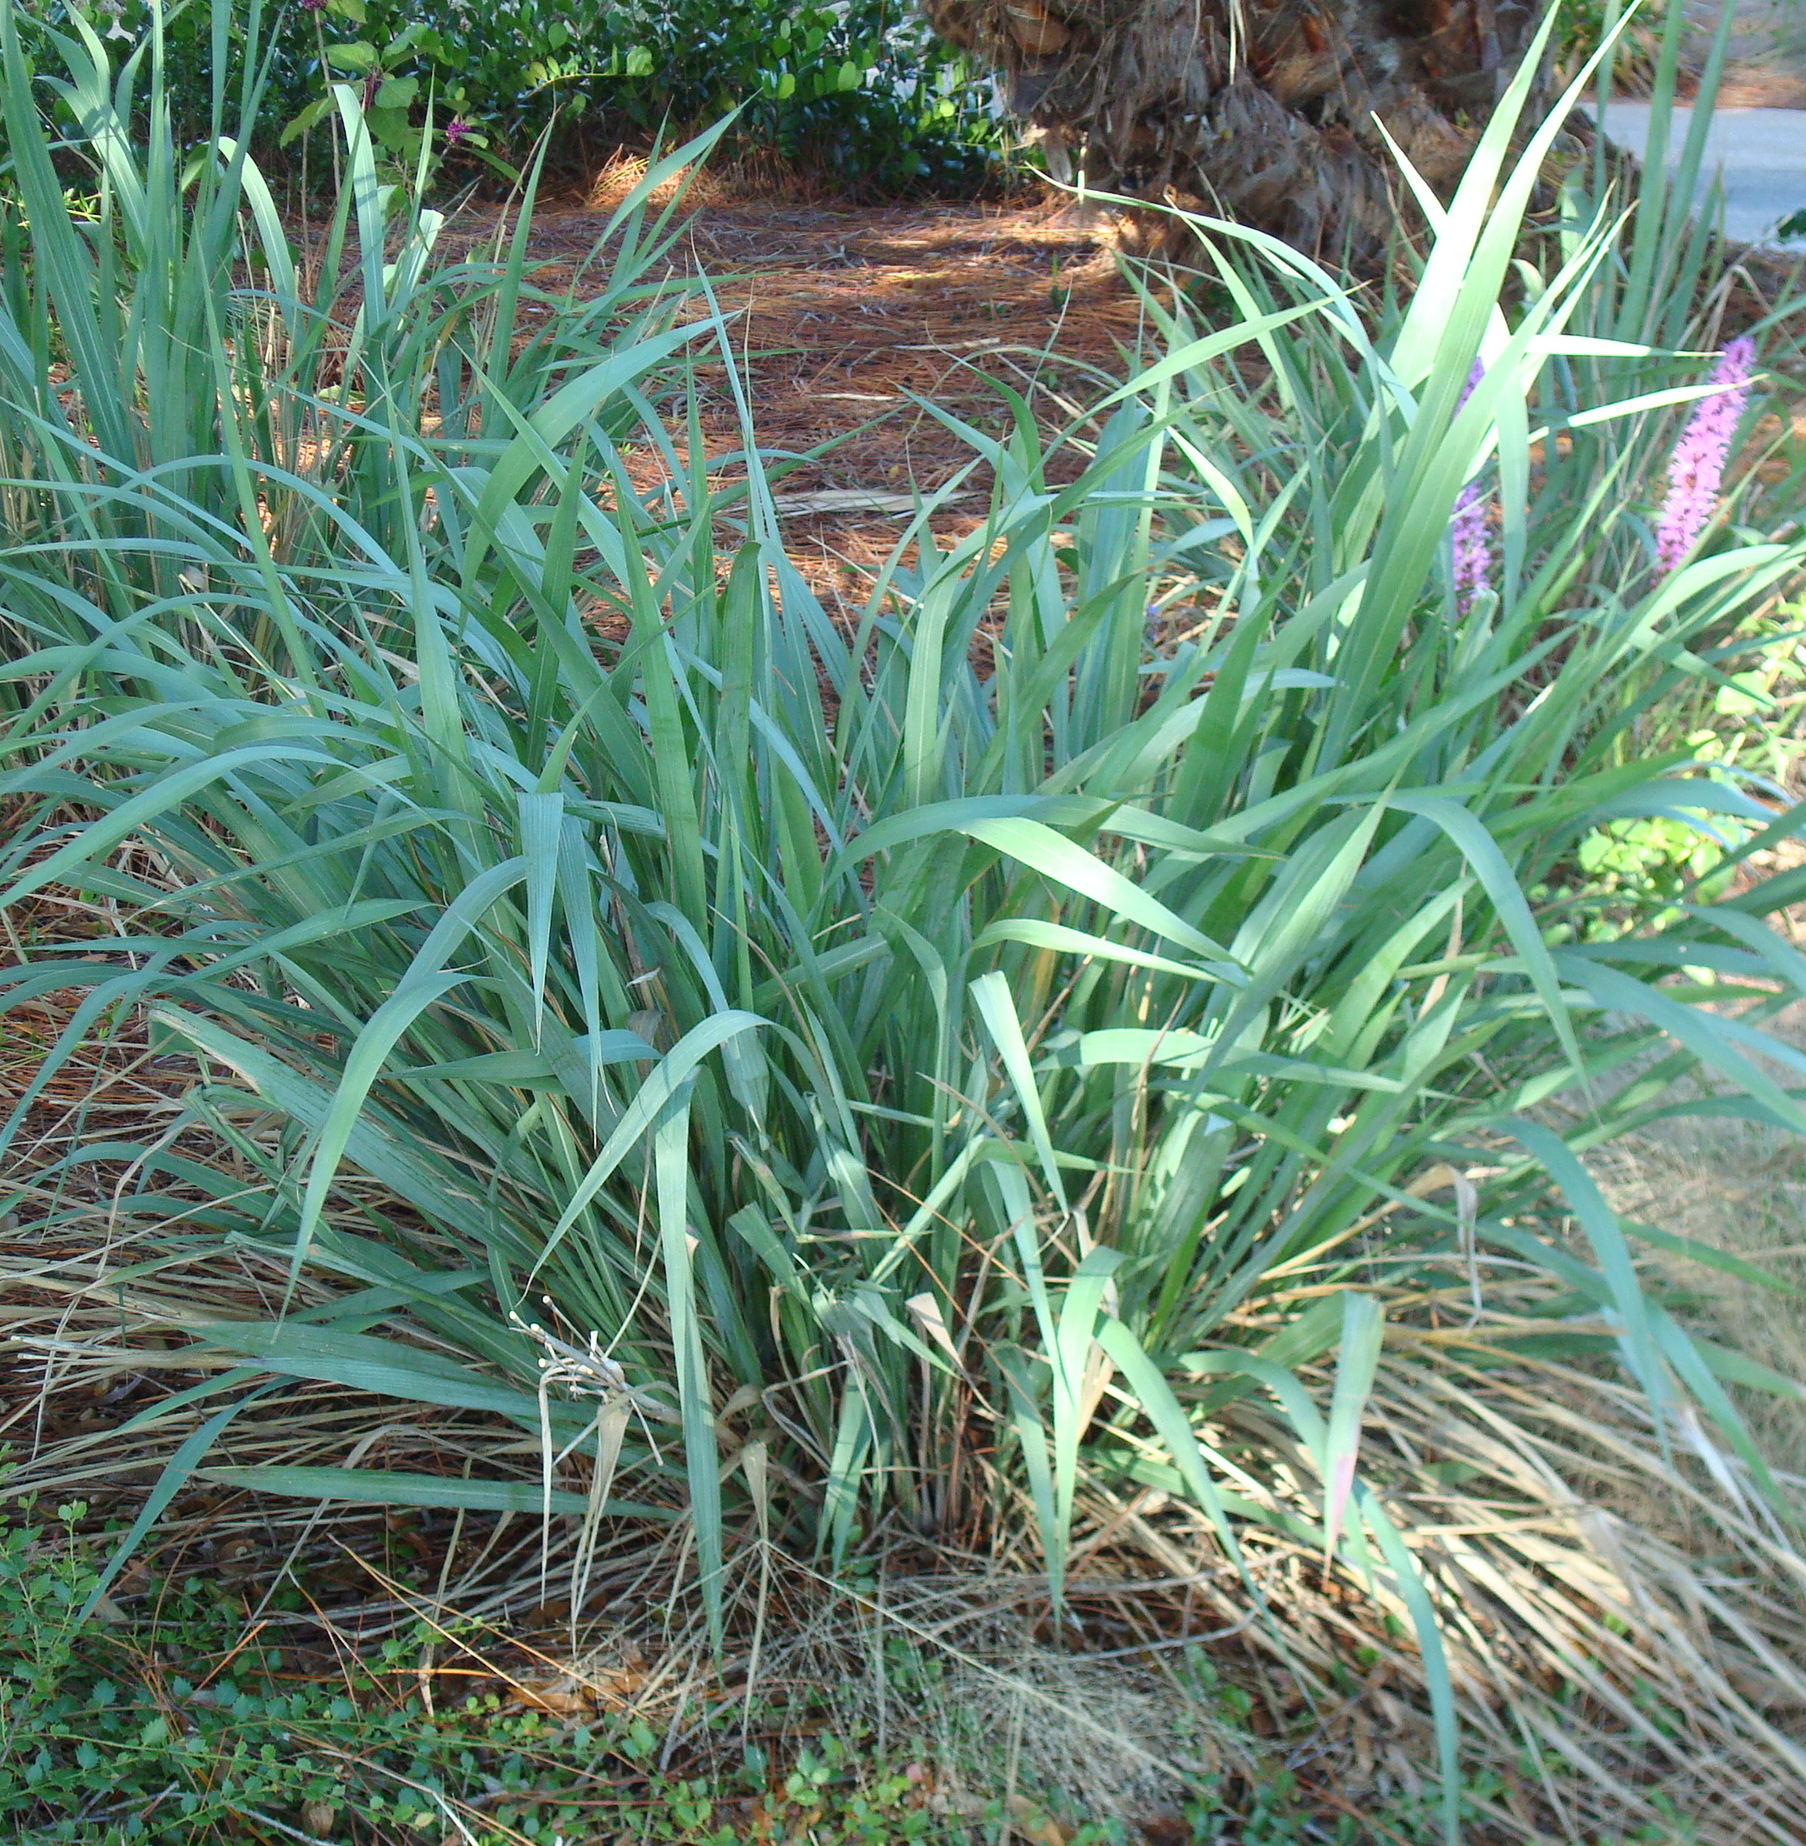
4, 7, 1806, 1841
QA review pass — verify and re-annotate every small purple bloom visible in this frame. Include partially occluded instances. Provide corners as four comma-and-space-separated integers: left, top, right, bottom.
299, 0, 326, 12
1450, 480, 1490, 615
1449, 359, 1492, 615
443, 117, 474, 147
1655, 336, 1757, 574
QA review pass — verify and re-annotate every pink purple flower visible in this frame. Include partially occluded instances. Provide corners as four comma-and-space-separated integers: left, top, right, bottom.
1450, 484, 1490, 615
1655, 337, 1757, 574
444, 117, 474, 146
299, 0, 326, 12
1450, 360, 1492, 615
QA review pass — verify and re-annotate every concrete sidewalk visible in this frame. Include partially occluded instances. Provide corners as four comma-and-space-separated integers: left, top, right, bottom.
1594, 101, 1806, 248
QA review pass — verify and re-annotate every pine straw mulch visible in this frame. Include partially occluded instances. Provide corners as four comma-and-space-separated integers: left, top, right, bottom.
429, 164, 1156, 617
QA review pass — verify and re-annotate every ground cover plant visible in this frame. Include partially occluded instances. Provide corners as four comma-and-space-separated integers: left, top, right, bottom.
4, 2, 1806, 1840
1, 1486, 1506, 1843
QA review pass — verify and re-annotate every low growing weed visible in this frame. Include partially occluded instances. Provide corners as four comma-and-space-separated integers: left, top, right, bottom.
0, 1490, 1489, 1845
0, 1495, 888, 1844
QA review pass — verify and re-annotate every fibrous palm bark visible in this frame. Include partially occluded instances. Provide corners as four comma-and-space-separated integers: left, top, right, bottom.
923, 0, 1552, 255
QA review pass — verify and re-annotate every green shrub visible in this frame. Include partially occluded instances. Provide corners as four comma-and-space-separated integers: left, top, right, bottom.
1575, 812, 1731, 912
14, 0, 1003, 190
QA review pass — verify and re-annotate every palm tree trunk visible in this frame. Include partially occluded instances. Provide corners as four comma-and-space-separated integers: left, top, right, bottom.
923, 0, 1553, 256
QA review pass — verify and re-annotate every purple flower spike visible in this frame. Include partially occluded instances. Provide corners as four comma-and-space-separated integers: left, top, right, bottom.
1449, 359, 1492, 615
1655, 336, 1757, 574
299, 0, 326, 13
444, 117, 474, 146
1450, 480, 1490, 615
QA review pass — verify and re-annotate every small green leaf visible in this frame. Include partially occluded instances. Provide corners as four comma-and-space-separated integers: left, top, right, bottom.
278, 96, 333, 147
366, 106, 412, 146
